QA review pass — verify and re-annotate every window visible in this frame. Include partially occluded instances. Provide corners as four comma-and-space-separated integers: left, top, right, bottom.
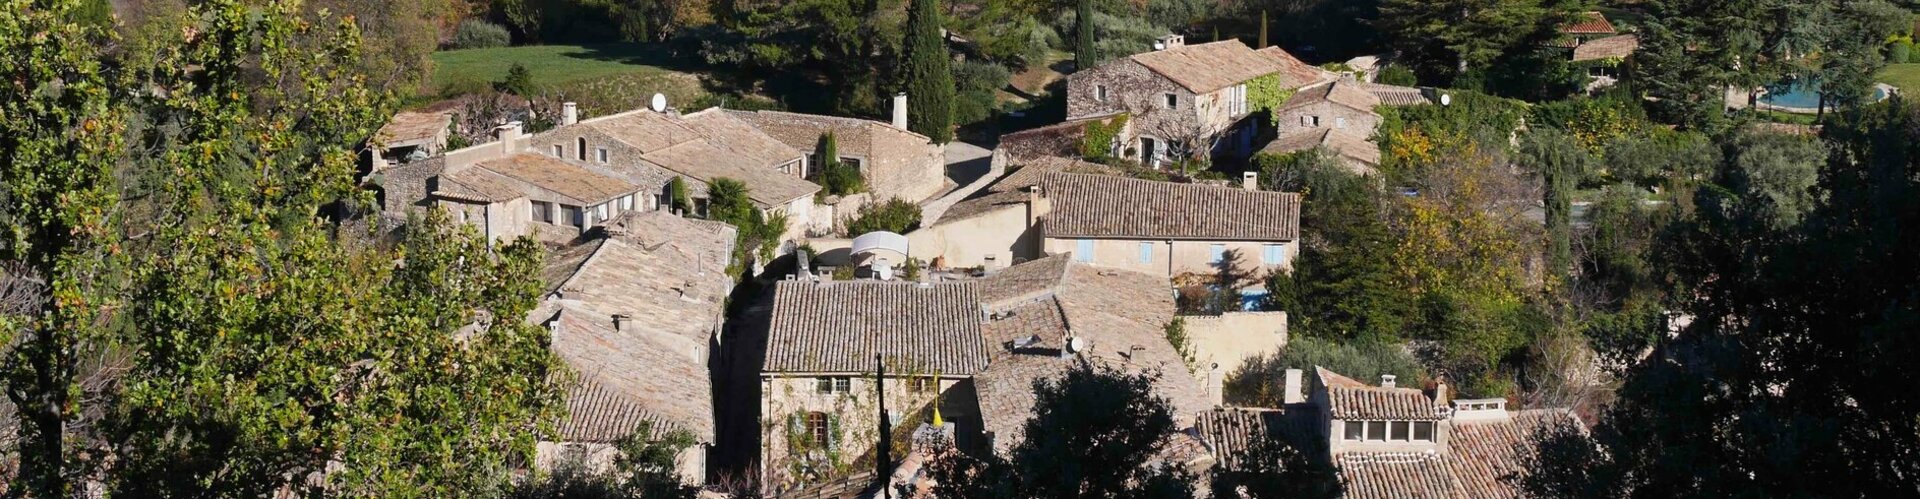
1390, 421, 1410, 441
1344, 421, 1365, 440
1336, 117, 1347, 129
1366, 421, 1388, 442
531, 201, 552, 223
1076, 239, 1095, 262
816, 376, 851, 394
908, 376, 936, 393
619, 195, 634, 211
562, 205, 583, 228
596, 147, 609, 163
1232, 84, 1247, 115
842, 157, 862, 171
1163, 93, 1178, 109
1413, 422, 1435, 441
1209, 244, 1226, 263
1096, 85, 1109, 102
551, 144, 564, 157
576, 137, 587, 161
1263, 244, 1284, 264
1138, 241, 1154, 263
595, 204, 609, 221
805, 412, 831, 446
1310, 116, 1322, 127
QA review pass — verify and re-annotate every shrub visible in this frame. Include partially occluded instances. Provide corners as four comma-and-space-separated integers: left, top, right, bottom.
452, 19, 511, 49
495, 62, 536, 97
1223, 337, 1428, 407
846, 198, 922, 235
953, 60, 1012, 126
1377, 65, 1418, 86
1891, 40, 1913, 64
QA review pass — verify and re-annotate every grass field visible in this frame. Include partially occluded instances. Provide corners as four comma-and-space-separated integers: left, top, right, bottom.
429, 43, 690, 94
1876, 63, 1920, 93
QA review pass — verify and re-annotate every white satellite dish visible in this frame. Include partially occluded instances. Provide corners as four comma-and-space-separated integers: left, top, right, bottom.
1066, 336, 1084, 353
1440, 94, 1453, 107
649, 93, 668, 112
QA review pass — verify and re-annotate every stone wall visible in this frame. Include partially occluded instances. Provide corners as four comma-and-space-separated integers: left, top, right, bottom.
759, 375, 966, 490
1276, 101, 1380, 138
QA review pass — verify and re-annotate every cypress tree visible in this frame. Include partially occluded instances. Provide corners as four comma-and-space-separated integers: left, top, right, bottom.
1076, 0, 1096, 70
902, 0, 955, 143
1259, 10, 1269, 49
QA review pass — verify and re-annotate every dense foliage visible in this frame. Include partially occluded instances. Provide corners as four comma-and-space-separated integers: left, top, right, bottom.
846, 198, 924, 235
900, 0, 956, 143
1224, 337, 1428, 407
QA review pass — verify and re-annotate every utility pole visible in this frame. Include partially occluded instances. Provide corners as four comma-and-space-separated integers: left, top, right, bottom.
875, 354, 892, 498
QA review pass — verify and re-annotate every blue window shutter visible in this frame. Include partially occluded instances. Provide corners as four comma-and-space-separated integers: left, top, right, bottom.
1139, 242, 1153, 263
1077, 239, 1094, 261
1264, 244, 1283, 264
1210, 244, 1226, 263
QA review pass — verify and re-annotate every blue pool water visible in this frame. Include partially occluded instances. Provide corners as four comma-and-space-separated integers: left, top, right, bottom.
1761, 80, 1888, 109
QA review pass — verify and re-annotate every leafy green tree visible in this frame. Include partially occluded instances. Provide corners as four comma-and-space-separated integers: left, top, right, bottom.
498, 61, 537, 97
1710, 130, 1825, 231
953, 60, 1011, 126
816, 133, 867, 196
925, 365, 1195, 498
1224, 337, 1428, 407
1523, 128, 1592, 283
846, 198, 923, 235
1208, 432, 1342, 499
1375, 0, 1579, 82
0, 1, 126, 494
509, 422, 701, 499
900, 0, 955, 143
98, 2, 569, 496
1076, 0, 1097, 70
667, 176, 692, 214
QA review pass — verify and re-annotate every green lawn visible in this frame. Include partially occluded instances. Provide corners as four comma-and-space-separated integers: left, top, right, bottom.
428, 43, 687, 94
1876, 63, 1920, 93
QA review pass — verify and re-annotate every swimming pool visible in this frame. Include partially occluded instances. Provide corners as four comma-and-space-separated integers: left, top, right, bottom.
1760, 79, 1889, 110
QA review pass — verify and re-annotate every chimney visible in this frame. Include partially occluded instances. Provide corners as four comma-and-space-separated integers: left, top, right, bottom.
1242, 171, 1258, 190
494, 121, 522, 156
982, 255, 998, 275
1380, 374, 1397, 388
1283, 368, 1304, 404
891, 93, 909, 131
561, 102, 578, 126
1025, 184, 1051, 227
1432, 377, 1450, 407
1208, 363, 1224, 406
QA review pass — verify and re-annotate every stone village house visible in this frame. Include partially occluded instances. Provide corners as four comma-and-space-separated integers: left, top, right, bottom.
1065, 36, 1327, 167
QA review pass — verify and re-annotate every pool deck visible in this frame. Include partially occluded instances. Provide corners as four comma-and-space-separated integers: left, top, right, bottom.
1731, 83, 1900, 114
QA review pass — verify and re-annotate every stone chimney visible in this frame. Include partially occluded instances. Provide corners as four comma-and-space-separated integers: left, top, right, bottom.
561, 102, 578, 126
1242, 171, 1258, 190
1381, 374, 1397, 388
1432, 377, 1450, 407
1025, 184, 1052, 228
891, 93, 909, 130
494, 121, 522, 156
1283, 368, 1304, 404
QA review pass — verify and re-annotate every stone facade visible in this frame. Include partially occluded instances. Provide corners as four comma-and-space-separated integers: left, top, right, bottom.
759, 375, 969, 491
1275, 99, 1381, 139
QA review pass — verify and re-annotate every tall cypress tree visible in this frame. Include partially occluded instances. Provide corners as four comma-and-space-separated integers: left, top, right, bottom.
902, 0, 955, 143
1076, 0, 1096, 70
1259, 10, 1269, 49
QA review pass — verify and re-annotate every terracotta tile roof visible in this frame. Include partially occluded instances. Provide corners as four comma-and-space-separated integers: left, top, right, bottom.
375, 111, 449, 146
548, 309, 716, 442
1041, 172, 1302, 241
1195, 407, 1320, 470
990, 156, 1121, 193
581, 109, 706, 151
1130, 40, 1290, 94
681, 108, 807, 169
1335, 409, 1580, 499
725, 109, 935, 164
599, 209, 738, 268
1572, 34, 1639, 62
442, 152, 638, 205
1255, 46, 1338, 88
969, 257, 1209, 453
1318, 367, 1445, 421
1280, 80, 1383, 114
1338, 452, 1458, 499
1261, 128, 1381, 168
998, 113, 1122, 160
1357, 82, 1435, 106
642, 140, 820, 206
764, 281, 990, 375
1562, 11, 1617, 35
939, 189, 1029, 223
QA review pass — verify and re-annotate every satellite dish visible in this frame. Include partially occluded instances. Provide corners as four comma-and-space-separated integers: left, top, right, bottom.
1066, 337, 1084, 353
1440, 94, 1453, 107
649, 93, 668, 112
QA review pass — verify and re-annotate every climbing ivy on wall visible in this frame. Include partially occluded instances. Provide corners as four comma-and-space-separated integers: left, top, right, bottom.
1079, 114, 1130, 160
1246, 74, 1294, 127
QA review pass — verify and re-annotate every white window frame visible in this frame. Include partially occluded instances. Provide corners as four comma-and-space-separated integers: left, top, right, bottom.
551, 144, 564, 157
596, 147, 609, 163
1336, 117, 1347, 129
1163, 93, 1178, 109
619, 195, 634, 211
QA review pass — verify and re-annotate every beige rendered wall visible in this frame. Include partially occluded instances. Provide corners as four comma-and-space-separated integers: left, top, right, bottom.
904, 204, 1038, 269
1042, 237, 1297, 278
1186, 311, 1288, 379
